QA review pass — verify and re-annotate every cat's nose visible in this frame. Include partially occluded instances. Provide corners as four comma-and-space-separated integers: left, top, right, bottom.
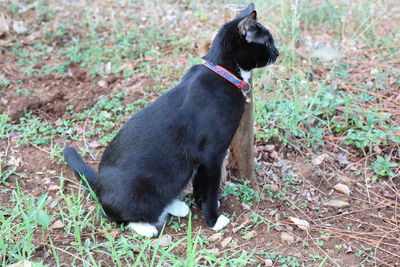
274, 48, 279, 58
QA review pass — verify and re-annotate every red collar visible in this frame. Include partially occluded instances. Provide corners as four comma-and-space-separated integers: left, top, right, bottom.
201, 60, 251, 95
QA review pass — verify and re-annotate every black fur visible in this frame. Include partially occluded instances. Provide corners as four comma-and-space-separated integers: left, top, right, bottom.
63, 3, 278, 230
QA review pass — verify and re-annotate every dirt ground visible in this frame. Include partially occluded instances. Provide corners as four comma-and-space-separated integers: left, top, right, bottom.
1, 0, 399, 266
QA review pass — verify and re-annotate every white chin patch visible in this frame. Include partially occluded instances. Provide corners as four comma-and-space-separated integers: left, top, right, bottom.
211, 215, 230, 231
166, 199, 190, 217
128, 222, 158, 238
239, 69, 251, 83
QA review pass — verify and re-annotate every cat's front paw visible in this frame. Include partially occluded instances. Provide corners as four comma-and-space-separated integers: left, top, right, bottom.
211, 215, 230, 231
128, 222, 158, 238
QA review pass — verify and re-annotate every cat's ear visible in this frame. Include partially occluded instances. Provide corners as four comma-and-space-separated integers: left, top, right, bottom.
238, 10, 257, 39
237, 3, 255, 19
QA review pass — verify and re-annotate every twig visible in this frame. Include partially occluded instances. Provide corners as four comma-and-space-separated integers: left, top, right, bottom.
29, 141, 51, 155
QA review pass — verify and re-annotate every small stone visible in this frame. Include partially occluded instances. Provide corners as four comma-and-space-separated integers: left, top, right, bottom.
49, 220, 64, 230
221, 236, 232, 248
346, 246, 353, 254
264, 145, 275, 152
264, 259, 273, 266
152, 234, 172, 247
269, 151, 279, 161
12, 21, 28, 34
88, 141, 101, 148
323, 200, 349, 208
1, 97, 8, 105
280, 232, 295, 244
241, 203, 250, 210
333, 183, 350, 196
0, 13, 9, 37
274, 225, 284, 232
48, 185, 60, 191
208, 232, 224, 242
97, 80, 107, 88
336, 154, 350, 166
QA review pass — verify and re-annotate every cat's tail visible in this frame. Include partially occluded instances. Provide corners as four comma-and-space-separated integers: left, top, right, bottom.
63, 147, 97, 189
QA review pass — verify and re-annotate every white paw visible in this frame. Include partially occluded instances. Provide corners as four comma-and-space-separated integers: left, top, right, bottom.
128, 222, 158, 238
166, 199, 190, 217
211, 215, 230, 231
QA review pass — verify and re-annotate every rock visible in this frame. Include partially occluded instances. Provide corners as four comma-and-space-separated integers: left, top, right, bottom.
280, 232, 295, 244
264, 259, 273, 266
269, 151, 279, 161
0, 13, 9, 38
12, 21, 28, 34
48, 185, 60, 191
333, 183, 350, 196
336, 154, 350, 166
208, 232, 224, 242
323, 200, 349, 208
289, 217, 310, 231
88, 140, 101, 148
49, 220, 64, 230
220, 236, 232, 248
312, 153, 328, 165
264, 145, 275, 152
152, 234, 172, 247
97, 80, 108, 88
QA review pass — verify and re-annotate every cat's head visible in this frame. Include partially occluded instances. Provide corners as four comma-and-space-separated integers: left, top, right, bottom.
206, 3, 279, 71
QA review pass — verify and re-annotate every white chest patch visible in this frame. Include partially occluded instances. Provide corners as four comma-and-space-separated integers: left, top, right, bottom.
239, 69, 251, 83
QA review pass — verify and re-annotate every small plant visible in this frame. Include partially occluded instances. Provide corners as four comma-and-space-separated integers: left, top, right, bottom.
223, 180, 260, 206
372, 156, 398, 180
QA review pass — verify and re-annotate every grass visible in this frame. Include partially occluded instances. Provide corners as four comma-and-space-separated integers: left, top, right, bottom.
0, 0, 399, 266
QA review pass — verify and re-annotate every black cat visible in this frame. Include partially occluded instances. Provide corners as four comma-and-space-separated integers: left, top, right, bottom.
63, 3, 278, 237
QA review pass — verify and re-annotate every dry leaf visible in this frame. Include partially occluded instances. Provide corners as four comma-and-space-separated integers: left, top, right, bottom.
289, 217, 310, 231
220, 236, 232, 248
312, 153, 328, 165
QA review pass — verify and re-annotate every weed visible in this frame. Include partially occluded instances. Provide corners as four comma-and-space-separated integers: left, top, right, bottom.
223, 180, 260, 206
372, 156, 398, 180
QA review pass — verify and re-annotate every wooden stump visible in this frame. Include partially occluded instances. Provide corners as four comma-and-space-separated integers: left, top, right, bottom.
222, 4, 255, 184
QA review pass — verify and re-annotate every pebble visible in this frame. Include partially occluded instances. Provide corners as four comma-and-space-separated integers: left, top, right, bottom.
322, 200, 349, 208
333, 183, 350, 196
208, 232, 224, 242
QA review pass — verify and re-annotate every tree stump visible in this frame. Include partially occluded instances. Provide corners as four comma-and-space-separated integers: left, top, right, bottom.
223, 4, 255, 184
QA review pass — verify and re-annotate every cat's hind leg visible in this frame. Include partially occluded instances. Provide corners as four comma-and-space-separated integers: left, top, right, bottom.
128, 222, 158, 237
165, 199, 190, 217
